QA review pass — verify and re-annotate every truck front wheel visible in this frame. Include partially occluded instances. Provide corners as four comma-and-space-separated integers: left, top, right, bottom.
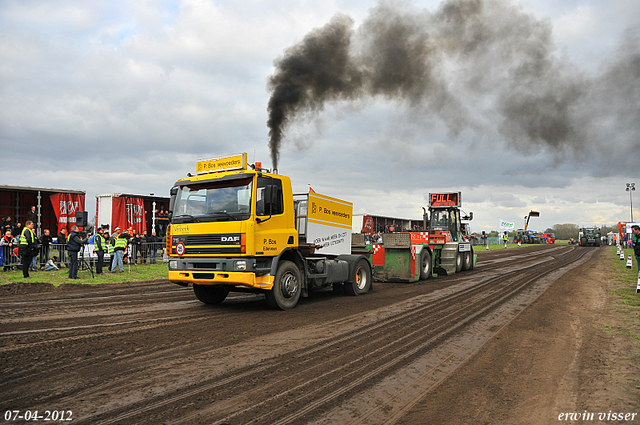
344, 259, 372, 296
266, 261, 301, 310
193, 284, 229, 305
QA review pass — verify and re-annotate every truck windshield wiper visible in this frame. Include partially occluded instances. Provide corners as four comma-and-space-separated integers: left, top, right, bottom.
208, 211, 238, 221
173, 214, 200, 222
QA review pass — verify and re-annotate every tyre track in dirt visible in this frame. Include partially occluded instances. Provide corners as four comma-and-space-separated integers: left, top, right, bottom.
0, 245, 590, 424
156, 247, 591, 425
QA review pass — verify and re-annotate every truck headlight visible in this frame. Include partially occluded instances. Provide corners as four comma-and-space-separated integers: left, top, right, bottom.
169, 260, 178, 270
234, 260, 247, 271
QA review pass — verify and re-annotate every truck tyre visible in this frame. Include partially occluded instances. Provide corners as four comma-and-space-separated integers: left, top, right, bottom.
455, 250, 463, 273
266, 261, 301, 310
419, 249, 432, 280
344, 258, 372, 296
193, 284, 229, 305
462, 248, 473, 271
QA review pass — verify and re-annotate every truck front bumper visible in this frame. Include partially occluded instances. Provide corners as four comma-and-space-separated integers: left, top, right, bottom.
168, 270, 274, 289
168, 256, 274, 290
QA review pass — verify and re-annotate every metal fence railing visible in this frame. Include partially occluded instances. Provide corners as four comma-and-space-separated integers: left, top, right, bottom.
0, 241, 166, 271
470, 237, 505, 246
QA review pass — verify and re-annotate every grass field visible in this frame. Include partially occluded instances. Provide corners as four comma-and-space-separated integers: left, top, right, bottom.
607, 245, 640, 362
0, 262, 168, 286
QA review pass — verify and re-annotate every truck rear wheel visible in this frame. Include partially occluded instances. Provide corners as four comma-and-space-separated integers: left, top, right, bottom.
344, 259, 372, 296
420, 249, 432, 280
266, 261, 301, 310
193, 284, 229, 305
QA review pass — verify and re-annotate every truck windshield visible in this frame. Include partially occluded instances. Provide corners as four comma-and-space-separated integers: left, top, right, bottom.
172, 178, 252, 223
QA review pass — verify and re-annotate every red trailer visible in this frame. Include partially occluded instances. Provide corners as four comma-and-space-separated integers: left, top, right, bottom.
0, 185, 85, 237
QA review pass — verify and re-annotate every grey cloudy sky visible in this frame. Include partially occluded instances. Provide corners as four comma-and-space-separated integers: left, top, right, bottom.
1, 0, 639, 232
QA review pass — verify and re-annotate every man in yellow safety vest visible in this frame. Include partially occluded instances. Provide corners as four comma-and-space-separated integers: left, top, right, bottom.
111, 229, 128, 273
19, 221, 37, 278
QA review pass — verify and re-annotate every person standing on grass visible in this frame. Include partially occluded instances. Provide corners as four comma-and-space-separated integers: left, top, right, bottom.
40, 229, 53, 269
66, 226, 88, 279
111, 230, 127, 273
109, 228, 121, 271
632, 225, 640, 273
57, 228, 67, 267
147, 230, 159, 264
19, 221, 37, 278
94, 227, 106, 275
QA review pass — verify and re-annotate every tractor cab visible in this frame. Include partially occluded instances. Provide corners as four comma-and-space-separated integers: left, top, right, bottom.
429, 207, 462, 241
425, 192, 473, 242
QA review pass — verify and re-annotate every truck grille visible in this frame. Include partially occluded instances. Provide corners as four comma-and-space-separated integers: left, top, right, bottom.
185, 247, 242, 255
186, 234, 241, 245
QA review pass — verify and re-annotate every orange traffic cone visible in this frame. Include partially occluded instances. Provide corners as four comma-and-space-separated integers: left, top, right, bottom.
627, 255, 633, 269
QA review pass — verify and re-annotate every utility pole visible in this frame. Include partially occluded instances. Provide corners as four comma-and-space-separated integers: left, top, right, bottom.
626, 182, 635, 222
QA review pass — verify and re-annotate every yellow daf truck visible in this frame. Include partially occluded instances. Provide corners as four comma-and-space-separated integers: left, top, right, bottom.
167, 153, 372, 309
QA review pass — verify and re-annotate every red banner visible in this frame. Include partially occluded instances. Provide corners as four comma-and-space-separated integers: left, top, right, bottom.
112, 197, 146, 234
49, 193, 86, 233
362, 215, 374, 235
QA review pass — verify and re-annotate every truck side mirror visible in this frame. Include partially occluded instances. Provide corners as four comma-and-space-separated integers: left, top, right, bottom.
169, 187, 178, 218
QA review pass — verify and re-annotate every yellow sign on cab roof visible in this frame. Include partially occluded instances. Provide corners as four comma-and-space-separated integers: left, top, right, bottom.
196, 153, 247, 174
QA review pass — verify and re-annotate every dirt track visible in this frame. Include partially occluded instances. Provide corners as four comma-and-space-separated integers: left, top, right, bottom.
1, 245, 637, 424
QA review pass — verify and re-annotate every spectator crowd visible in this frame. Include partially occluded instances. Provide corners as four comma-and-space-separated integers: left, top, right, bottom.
1, 209, 166, 279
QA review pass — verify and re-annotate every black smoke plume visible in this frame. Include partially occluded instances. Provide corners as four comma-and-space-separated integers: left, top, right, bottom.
267, 0, 640, 170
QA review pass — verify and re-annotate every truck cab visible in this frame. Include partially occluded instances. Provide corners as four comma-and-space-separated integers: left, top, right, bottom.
167, 153, 371, 310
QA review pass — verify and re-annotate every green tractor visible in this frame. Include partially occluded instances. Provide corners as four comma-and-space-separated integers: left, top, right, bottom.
578, 227, 601, 247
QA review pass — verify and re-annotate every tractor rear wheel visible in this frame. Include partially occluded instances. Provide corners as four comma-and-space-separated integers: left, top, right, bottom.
455, 250, 463, 273
462, 249, 473, 271
420, 249, 432, 280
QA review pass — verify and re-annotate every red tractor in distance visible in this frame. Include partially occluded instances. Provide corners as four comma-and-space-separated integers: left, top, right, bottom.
541, 232, 556, 244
